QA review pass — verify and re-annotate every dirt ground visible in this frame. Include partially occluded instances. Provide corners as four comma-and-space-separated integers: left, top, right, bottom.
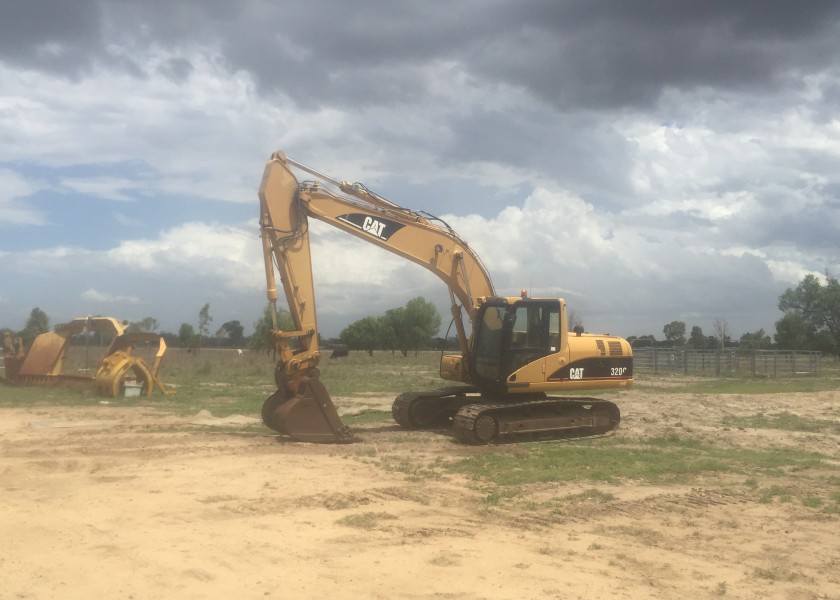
2, 388, 839, 600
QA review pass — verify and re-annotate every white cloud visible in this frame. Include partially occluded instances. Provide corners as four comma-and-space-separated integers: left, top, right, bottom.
81, 288, 139, 304
106, 221, 263, 289
61, 177, 138, 202
0, 168, 47, 225
112, 211, 143, 227
0, 55, 284, 205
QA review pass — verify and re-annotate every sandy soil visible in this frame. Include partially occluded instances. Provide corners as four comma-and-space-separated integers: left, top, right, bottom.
2, 387, 839, 600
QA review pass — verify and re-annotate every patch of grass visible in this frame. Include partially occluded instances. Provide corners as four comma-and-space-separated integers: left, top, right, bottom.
378, 457, 444, 482
0, 385, 98, 407
723, 411, 839, 433
564, 488, 616, 504
341, 410, 393, 425
752, 567, 802, 582
758, 485, 792, 504
823, 491, 840, 514
802, 495, 823, 509
450, 436, 824, 486
607, 525, 662, 545
319, 351, 441, 396
635, 374, 840, 395
477, 485, 521, 506
336, 511, 398, 530
428, 552, 461, 567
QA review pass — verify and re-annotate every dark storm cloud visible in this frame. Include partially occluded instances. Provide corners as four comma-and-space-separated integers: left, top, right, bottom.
186, 0, 840, 111
443, 107, 638, 205
5, 1, 840, 111
466, 0, 840, 110
0, 0, 104, 75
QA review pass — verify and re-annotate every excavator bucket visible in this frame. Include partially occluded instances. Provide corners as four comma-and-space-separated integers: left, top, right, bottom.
261, 376, 361, 443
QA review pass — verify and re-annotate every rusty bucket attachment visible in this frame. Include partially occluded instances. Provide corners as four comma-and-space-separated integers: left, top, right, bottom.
3, 318, 173, 397
261, 375, 361, 443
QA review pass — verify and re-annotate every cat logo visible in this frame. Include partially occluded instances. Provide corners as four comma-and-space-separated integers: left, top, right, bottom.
569, 367, 584, 380
337, 213, 405, 241
362, 216, 386, 238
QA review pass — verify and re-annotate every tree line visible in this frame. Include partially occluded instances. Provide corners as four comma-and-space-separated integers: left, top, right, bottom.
244, 296, 443, 356
4, 274, 839, 358
2, 297, 443, 357
628, 273, 840, 357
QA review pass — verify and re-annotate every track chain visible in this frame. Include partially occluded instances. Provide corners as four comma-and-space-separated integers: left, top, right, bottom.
453, 397, 620, 444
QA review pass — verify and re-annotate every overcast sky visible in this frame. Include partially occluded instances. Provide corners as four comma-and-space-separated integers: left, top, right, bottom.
1, 0, 839, 341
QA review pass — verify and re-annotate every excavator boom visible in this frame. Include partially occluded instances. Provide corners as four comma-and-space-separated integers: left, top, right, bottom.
258, 151, 497, 442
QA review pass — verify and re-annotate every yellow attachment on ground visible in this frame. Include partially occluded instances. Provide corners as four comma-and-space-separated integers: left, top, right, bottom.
2, 317, 173, 397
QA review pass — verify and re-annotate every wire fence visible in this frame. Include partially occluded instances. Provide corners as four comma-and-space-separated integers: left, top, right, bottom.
632, 347, 822, 378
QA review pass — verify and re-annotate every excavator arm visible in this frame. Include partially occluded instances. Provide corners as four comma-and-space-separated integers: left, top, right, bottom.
260, 151, 495, 356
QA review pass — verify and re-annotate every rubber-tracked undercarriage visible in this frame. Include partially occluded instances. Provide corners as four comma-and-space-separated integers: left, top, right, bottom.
393, 387, 620, 444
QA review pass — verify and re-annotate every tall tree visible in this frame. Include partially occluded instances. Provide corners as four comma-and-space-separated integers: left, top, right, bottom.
218, 320, 245, 347
713, 318, 730, 349
567, 308, 582, 332
250, 306, 293, 353
178, 323, 197, 350
382, 297, 442, 356
774, 313, 812, 350
383, 307, 407, 355
20, 307, 49, 345
198, 303, 212, 350
739, 329, 771, 350
340, 316, 385, 356
662, 321, 686, 345
402, 296, 442, 355
126, 317, 159, 333
778, 273, 840, 357
250, 307, 274, 353
688, 325, 707, 349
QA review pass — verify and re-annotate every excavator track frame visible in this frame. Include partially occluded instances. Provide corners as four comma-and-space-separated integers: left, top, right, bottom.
391, 387, 620, 444
453, 397, 620, 444
391, 386, 479, 429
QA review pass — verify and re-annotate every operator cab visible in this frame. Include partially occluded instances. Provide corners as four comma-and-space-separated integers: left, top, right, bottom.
470, 298, 562, 393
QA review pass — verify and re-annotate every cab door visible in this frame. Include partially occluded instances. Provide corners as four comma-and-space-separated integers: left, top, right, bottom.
470, 300, 561, 391
502, 301, 560, 378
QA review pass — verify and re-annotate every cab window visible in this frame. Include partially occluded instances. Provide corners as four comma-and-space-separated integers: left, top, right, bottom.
504, 302, 560, 375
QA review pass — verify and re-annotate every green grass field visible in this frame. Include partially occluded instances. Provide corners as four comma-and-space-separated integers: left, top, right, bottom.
3, 347, 840, 513
4, 346, 839, 412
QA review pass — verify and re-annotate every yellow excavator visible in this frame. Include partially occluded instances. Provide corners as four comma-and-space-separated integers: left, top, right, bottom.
259, 151, 633, 444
